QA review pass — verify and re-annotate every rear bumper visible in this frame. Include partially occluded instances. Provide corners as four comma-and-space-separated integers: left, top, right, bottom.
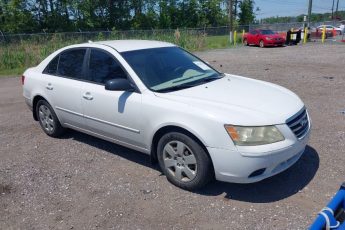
207, 129, 310, 183
24, 96, 33, 111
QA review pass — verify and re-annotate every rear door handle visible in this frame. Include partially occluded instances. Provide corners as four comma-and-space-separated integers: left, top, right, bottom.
83, 92, 93, 100
46, 83, 53, 90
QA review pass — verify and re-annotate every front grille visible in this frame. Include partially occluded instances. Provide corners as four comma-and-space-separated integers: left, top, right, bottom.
286, 109, 309, 139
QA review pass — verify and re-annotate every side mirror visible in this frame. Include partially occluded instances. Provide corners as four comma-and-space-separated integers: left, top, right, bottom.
105, 78, 135, 91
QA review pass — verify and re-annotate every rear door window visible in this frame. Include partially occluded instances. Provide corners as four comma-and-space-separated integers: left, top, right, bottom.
57, 49, 86, 79
87, 49, 127, 84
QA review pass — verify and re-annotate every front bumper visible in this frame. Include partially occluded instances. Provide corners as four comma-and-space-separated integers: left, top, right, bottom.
265, 41, 285, 46
207, 127, 310, 183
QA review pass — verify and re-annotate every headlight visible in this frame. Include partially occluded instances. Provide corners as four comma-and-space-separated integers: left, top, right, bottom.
224, 125, 285, 146
265, 37, 272, 40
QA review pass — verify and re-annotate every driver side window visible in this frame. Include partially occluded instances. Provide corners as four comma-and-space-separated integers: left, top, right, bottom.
88, 49, 127, 84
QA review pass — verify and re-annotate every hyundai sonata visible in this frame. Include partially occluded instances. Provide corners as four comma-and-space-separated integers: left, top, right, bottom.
22, 40, 311, 190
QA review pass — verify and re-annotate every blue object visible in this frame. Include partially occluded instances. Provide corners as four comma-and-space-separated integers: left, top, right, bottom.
310, 182, 345, 230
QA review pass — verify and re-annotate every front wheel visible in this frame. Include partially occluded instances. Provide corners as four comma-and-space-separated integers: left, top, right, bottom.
243, 39, 249, 46
157, 132, 213, 190
259, 40, 265, 48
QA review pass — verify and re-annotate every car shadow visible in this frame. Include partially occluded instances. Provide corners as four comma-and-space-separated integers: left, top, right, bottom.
253, 45, 286, 48
61, 130, 160, 171
246, 45, 286, 48
118, 91, 133, 113
62, 131, 319, 203
266, 45, 286, 48
195, 145, 319, 203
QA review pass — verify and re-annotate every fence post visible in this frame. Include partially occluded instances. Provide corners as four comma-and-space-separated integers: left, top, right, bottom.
234, 30, 237, 46
322, 25, 326, 43
303, 27, 308, 44
228, 31, 232, 45
242, 29, 245, 44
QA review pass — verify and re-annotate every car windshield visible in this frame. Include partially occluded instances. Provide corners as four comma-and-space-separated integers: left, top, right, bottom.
121, 47, 222, 92
260, 30, 275, 35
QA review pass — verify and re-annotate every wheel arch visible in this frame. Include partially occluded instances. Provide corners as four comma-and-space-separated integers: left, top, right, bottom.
150, 125, 213, 168
32, 95, 49, 121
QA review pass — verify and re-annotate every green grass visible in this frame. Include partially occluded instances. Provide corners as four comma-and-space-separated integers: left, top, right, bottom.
0, 32, 237, 77
206, 35, 231, 49
0, 67, 25, 76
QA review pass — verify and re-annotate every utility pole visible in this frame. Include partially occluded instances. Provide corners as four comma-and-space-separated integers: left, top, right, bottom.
335, 0, 340, 19
307, 0, 313, 27
229, 0, 233, 43
332, 0, 335, 20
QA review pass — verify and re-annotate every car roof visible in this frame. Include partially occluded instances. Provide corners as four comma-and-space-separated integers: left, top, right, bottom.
93, 40, 176, 52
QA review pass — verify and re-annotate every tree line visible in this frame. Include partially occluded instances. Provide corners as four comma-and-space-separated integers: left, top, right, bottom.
260, 11, 345, 24
0, 0, 256, 33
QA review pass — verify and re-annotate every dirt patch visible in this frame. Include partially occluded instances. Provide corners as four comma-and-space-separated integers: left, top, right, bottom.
0, 184, 12, 195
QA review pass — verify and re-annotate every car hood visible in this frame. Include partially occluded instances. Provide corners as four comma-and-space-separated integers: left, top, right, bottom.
154, 74, 304, 126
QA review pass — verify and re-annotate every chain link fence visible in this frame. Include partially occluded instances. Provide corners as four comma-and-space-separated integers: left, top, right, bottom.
1, 21, 344, 46
1, 21, 344, 45
1, 21, 344, 75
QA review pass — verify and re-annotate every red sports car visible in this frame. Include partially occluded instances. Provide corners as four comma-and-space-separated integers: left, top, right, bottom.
243, 29, 285, 48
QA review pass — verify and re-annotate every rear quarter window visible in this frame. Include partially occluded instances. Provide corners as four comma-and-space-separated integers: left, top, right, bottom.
43, 56, 59, 75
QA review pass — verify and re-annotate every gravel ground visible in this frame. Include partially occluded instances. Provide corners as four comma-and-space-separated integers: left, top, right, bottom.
1, 43, 345, 230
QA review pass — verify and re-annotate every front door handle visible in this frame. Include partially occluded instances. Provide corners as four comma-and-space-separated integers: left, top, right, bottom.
83, 92, 93, 100
46, 83, 53, 90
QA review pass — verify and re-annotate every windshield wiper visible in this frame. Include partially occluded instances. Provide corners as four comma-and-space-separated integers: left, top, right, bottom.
195, 73, 224, 84
155, 73, 225, 93
155, 84, 195, 93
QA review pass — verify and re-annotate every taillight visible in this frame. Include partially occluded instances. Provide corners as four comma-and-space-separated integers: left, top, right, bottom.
21, 75, 25, 85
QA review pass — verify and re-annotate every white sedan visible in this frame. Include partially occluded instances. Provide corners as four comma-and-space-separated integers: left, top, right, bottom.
317, 25, 342, 35
22, 40, 311, 190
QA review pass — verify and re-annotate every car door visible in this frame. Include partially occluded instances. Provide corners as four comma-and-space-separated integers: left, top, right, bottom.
254, 30, 261, 45
41, 48, 87, 128
81, 48, 144, 149
247, 30, 255, 44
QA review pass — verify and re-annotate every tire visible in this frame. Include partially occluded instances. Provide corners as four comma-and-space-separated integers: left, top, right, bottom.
36, 100, 65, 137
243, 39, 249, 46
157, 132, 213, 190
259, 40, 265, 48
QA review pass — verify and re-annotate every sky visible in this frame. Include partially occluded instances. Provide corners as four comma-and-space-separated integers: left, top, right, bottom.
255, 0, 345, 19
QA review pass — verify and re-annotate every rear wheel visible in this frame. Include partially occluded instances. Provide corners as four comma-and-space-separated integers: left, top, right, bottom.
157, 132, 213, 190
259, 40, 265, 48
36, 100, 65, 137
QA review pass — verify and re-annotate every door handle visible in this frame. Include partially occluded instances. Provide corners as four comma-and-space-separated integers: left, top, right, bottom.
83, 92, 93, 100
46, 83, 53, 90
